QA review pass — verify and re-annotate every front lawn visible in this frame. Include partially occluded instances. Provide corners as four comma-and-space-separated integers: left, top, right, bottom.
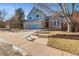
47, 31, 79, 55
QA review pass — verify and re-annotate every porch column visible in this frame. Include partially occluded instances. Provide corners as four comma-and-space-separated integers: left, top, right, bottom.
49, 20, 52, 30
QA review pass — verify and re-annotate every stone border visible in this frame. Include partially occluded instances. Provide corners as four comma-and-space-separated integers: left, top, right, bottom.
48, 34, 79, 40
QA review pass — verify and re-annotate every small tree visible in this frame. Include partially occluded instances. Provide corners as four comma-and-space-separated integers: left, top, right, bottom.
0, 9, 7, 28
14, 8, 25, 29
0, 9, 7, 21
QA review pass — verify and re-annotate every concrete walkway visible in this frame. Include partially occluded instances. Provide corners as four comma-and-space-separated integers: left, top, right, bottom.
34, 38, 48, 45
0, 30, 76, 56
33, 30, 48, 45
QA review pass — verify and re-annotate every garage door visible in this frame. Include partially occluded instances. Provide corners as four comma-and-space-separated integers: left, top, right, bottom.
24, 22, 41, 29
31, 22, 41, 29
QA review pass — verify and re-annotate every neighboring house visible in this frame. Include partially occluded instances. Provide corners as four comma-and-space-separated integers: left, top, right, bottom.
5, 15, 20, 28
23, 7, 64, 30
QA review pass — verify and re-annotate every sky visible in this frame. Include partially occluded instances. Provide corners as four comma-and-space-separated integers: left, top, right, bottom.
0, 3, 34, 20
0, 3, 60, 20
0, 3, 79, 20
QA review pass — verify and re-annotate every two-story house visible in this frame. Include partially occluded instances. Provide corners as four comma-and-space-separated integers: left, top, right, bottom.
23, 7, 64, 30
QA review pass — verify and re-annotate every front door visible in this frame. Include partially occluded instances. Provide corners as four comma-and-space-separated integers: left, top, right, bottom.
45, 21, 49, 28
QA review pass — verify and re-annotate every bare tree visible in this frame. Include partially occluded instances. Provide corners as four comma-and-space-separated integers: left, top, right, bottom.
72, 3, 75, 13
0, 9, 7, 21
59, 3, 76, 32
0, 9, 8, 28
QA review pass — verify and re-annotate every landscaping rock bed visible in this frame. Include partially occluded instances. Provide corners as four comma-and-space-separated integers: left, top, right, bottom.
48, 34, 79, 40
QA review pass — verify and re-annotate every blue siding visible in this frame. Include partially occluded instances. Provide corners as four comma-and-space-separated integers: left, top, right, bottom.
27, 7, 47, 20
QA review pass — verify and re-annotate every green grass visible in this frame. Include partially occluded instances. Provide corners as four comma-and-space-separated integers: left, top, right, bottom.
48, 31, 79, 55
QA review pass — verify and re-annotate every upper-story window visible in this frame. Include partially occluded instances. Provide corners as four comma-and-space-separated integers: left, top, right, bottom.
36, 15, 39, 18
29, 17, 32, 19
35, 14, 40, 20
46, 17, 49, 21
59, 15, 64, 18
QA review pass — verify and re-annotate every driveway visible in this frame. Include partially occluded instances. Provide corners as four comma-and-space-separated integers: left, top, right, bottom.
0, 30, 76, 56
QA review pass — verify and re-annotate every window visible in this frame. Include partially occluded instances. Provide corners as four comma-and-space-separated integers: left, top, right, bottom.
29, 17, 32, 19
46, 17, 49, 20
36, 14, 40, 20
36, 15, 39, 18
58, 21, 59, 25
53, 21, 56, 26
59, 15, 64, 18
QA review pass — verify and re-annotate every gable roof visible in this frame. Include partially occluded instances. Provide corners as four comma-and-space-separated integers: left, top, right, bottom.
50, 11, 64, 20
35, 6, 55, 16
27, 7, 55, 18
27, 7, 47, 17
5, 15, 19, 25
